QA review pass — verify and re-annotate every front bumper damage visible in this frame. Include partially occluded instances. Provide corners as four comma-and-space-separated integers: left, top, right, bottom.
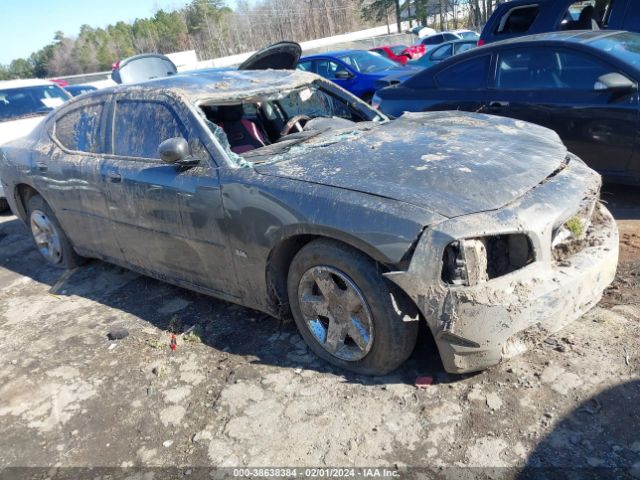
386, 158, 619, 373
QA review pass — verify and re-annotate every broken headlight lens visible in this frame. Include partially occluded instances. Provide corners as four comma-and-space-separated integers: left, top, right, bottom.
442, 234, 534, 286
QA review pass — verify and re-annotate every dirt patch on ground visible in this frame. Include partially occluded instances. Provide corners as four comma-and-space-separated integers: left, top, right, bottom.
0, 185, 638, 476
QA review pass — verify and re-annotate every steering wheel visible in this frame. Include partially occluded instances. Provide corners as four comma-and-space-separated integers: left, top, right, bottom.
280, 115, 311, 136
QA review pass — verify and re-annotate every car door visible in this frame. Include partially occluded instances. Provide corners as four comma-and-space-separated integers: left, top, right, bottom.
490, 46, 637, 174
314, 58, 359, 94
379, 53, 491, 117
429, 43, 454, 64
101, 92, 239, 298
420, 54, 491, 112
47, 96, 123, 261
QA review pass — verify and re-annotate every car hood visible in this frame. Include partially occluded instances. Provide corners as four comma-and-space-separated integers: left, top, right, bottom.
0, 116, 45, 146
254, 111, 569, 219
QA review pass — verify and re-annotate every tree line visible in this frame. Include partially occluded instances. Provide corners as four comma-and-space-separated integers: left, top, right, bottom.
0, 0, 501, 81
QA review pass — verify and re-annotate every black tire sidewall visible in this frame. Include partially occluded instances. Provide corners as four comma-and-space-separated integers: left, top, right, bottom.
27, 194, 82, 269
287, 239, 418, 376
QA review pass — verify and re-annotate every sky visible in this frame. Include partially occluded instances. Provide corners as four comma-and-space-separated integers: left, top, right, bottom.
0, 0, 238, 65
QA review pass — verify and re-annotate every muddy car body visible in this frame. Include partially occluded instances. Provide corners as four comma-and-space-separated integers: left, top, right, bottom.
0, 69, 618, 374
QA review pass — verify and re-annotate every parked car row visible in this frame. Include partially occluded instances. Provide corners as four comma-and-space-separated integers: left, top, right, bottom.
0, 43, 619, 375
374, 30, 640, 184
296, 30, 482, 102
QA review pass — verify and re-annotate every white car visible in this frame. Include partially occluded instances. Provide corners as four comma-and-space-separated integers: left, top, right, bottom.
448, 29, 480, 40
416, 26, 438, 38
0, 79, 71, 211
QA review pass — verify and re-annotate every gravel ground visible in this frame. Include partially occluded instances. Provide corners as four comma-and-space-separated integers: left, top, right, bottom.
0, 185, 638, 479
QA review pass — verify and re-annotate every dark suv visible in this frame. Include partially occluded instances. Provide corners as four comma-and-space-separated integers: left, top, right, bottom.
479, 0, 640, 45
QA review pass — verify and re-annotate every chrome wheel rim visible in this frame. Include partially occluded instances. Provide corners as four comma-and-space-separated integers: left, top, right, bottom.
297, 266, 374, 362
30, 210, 62, 264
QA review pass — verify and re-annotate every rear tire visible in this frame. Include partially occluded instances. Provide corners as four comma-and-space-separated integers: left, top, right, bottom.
27, 194, 84, 269
287, 239, 418, 376
0, 198, 8, 212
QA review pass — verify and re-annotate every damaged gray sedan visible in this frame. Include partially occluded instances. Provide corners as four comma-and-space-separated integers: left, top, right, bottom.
0, 69, 618, 375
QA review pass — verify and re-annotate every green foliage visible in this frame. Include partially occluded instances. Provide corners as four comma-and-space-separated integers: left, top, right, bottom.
565, 217, 584, 238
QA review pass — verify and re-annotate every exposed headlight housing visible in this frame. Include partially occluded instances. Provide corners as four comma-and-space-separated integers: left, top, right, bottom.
442, 234, 534, 286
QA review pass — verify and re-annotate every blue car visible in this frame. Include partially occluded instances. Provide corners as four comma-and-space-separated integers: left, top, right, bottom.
298, 50, 418, 102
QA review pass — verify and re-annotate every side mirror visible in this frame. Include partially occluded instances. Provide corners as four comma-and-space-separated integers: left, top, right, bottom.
334, 70, 353, 80
594, 72, 635, 93
159, 137, 199, 167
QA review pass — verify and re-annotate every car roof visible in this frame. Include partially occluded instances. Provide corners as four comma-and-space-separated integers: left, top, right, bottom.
77, 69, 321, 104
487, 29, 629, 48
301, 50, 369, 59
493, 0, 555, 8
0, 79, 56, 89
442, 39, 478, 44
422, 33, 443, 39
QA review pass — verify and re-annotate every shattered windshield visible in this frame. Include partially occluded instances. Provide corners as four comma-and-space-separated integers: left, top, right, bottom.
199, 82, 383, 167
0, 84, 70, 122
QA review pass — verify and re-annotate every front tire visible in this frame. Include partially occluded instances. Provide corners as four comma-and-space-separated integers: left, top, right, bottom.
287, 239, 419, 375
27, 194, 84, 269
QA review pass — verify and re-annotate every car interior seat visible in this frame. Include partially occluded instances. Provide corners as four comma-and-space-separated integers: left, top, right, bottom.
577, 6, 600, 30
216, 104, 268, 154
529, 53, 563, 88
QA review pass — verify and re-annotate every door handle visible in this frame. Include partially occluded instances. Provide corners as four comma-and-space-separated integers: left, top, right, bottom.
37, 164, 48, 173
489, 101, 510, 112
107, 172, 122, 183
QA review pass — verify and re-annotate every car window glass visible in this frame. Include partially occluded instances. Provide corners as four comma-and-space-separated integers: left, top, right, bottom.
431, 44, 453, 60
297, 61, 313, 72
424, 35, 442, 45
456, 43, 476, 54
114, 100, 186, 159
592, 31, 640, 69
55, 103, 104, 153
277, 86, 353, 120
338, 51, 399, 73
435, 55, 490, 88
497, 48, 612, 90
443, 33, 458, 41
315, 60, 343, 79
0, 84, 70, 122
495, 6, 540, 34
559, 1, 610, 30
390, 45, 407, 55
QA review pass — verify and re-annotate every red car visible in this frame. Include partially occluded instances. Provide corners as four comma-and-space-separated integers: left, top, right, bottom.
400, 32, 465, 60
369, 45, 411, 65
400, 44, 426, 60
